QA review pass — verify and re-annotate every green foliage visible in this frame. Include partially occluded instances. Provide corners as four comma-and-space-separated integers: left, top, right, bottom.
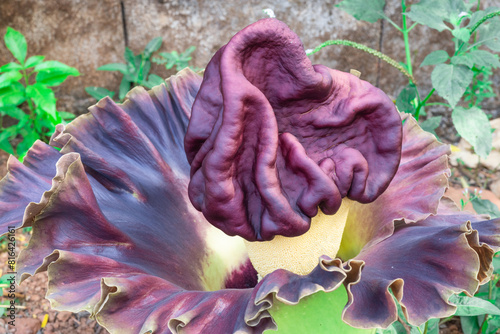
0, 27, 78, 158
152, 46, 199, 72
471, 196, 500, 218
326, 1, 500, 332
325, 0, 500, 162
452, 106, 492, 159
86, 37, 164, 102
336, 0, 386, 23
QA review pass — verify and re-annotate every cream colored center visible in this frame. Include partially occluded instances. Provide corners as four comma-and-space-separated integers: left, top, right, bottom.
245, 199, 352, 277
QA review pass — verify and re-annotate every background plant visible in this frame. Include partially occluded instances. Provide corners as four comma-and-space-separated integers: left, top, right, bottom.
306, 1, 500, 333
152, 46, 201, 72
86, 37, 164, 102
0, 27, 79, 158
308, 0, 500, 161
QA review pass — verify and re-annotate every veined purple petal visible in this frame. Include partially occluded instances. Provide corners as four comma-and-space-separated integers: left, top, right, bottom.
0, 141, 60, 230
184, 18, 402, 241
4, 69, 361, 333
338, 114, 450, 259
340, 118, 500, 328
93, 258, 361, 334
344, 212, 488, 327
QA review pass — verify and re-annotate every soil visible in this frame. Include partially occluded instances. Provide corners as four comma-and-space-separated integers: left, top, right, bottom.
0, 242, 109, 333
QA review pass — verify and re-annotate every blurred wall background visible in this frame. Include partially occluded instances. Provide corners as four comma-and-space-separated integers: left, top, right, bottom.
0, 0, 499, 115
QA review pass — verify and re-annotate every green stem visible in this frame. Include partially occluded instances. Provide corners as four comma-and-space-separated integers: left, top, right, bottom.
415, 88, 435, 119
422, 321, 429, 334
307, 40, 415, 83
401, 0, 413, 77
477, 279, 494, 334
383, 15, 403, 32
21, 69, 35, 118
407, 22, 418, 32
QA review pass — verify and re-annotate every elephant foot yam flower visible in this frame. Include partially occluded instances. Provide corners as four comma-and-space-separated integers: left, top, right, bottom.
1, 18, 500, 334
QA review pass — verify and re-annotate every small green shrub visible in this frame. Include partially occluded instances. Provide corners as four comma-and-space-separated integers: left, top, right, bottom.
309, 0, 500, 160
0, 27, 79, 158
86, 37, 164, 102
152, 46, 200, 72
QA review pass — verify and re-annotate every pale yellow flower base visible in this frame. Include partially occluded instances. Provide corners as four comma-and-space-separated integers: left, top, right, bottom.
245, 199, 352, 276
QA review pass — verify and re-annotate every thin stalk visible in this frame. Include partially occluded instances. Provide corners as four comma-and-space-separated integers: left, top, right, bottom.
477, 279, 494, 334
382, 14, 403, 32
415, 88, 435, 119
407, 22, 418, 32
422, 321, 429, 334
307, 40, 415, 83
21, 68, 35, 119
401, 0, 413, 77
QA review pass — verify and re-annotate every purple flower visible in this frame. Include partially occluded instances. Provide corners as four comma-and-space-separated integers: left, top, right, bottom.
1, 19, 499, 333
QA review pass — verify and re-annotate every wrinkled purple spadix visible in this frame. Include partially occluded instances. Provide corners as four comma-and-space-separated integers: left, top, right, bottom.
184, 19, 403, 241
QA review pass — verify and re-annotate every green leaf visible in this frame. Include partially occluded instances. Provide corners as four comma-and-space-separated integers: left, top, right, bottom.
16, 130, 40, 158
396, 84, 417, 114
144, 37, 162, 58
0, 71, 22, 89
35, 70, 79, 86
26, 83, 57, 119
97, 63, 128, 74
450, 294, 500, 316
0, 106, 27, 121
24, 55, 45, 68
144, 74, 164, 89
461, 316, 481, 334
336, 0, 385, 23
182, 46, 196, 57
85, 86, 115, 100
451, 54, 475, 68
375, 322, 407, 334
4, 27, 27, 64
471, 197, 500, 219
34, 61, 79, 86
0, 137, 14, 155
0, 129, 15, 154
420, 50, 449, 67
431, 63, 473, 107
34, 60, 78, 74
58, 111, 76, 120
452, 106, 492, 159
468, 49, 500, 69
452, 27, 471, 43
0, 82, 25, 107
405, 0, 450, 32
477, 17, 500, 51
486, 315, 500, 334
119, 77, 131, 101
140, 61, 151, 81
425, 319, 440, 334
420, 116, 442, 137
124, 47, 136, 66
0, 62, 22, 72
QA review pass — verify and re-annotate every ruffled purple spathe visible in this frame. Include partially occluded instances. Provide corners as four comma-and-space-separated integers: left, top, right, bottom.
0, 18, 498, 333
